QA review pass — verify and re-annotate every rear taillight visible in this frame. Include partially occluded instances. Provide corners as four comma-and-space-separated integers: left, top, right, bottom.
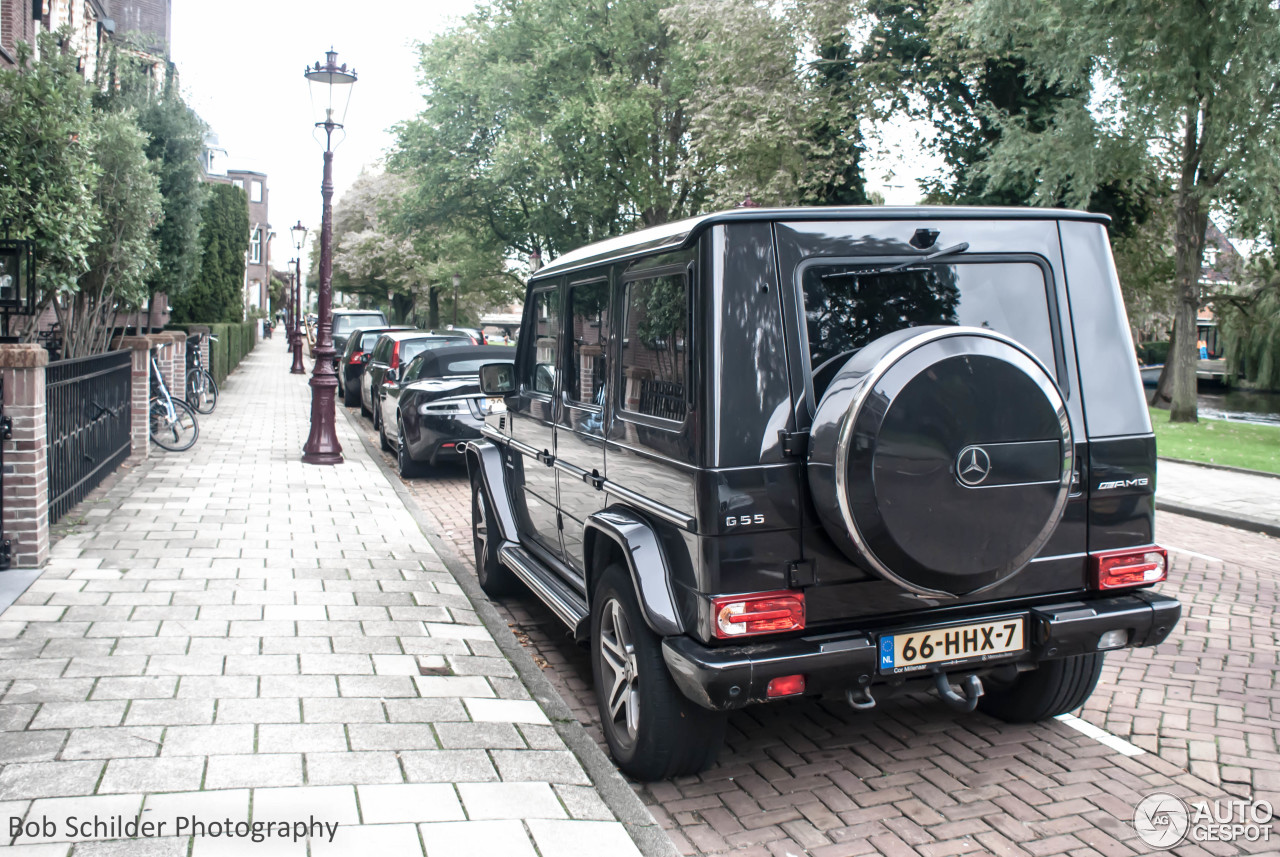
390, 341, 401, 368
766, 674, 806, 698
712, 590, 804, 639
348, 351, 364, 365
1089, 546, 1167, 590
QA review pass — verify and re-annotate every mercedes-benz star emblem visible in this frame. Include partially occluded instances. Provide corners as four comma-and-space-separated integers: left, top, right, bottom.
956, 446, 991, 486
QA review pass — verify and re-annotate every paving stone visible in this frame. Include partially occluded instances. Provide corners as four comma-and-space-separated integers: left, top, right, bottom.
0, 731, 67, 763
69, 837, 188, 856
310, 822, 423, 857
418, 820, 537, 857
160, 725, 255, 757
61, 727, 164, 761
458, 782, 567, 820
97, 756, 205, 794
252, 784, 359, 825
490, 750, 590, 785
17, 794, 143, 843
301, 698, 386, 724
413, 676, 494, 698
356, 783, 465, 824
123, 699, 213, 727
174, 676, 258, 699
0, 761, 104, 800
204, 754, 302, 789
527, 819, 644, 857
140, 788, 250, 828
383, 698, 470, 723
401, 750, 498, 783
463, 698, 550, 726
347, 724, 438, 751
4, 680, 97, 705
89, 676, 178, 701
435, 722, 526, 750
304, 751, 403, 785
553, 784, 616, 821
215, 698, 301, 724
258, 724, 348, 754
30, 701, 126, 730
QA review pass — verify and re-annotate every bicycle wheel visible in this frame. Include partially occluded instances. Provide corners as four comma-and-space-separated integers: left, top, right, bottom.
186, 368, 219, 414
150, 398, 199, 452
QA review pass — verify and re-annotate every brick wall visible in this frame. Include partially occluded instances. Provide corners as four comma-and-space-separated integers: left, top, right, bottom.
0, 0, 38, 67
0, 345, 49, 568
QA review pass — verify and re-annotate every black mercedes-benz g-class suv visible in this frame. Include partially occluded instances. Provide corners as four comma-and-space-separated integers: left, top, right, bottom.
467, 206, 1181, 781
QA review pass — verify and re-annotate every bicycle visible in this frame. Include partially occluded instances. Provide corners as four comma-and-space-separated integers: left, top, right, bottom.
150, 347, 199, 452
185, 333, 218, 415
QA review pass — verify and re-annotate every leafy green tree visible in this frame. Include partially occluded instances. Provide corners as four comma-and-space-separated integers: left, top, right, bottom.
963, 0, 1280, 422
392, 0, 706, 264
96, 41, 207, 303
0, 35, 98, 305
1218, 256, 1280, 391
57, 110, 162, 356
173, 183, 248, 323
663, 0, 869, 207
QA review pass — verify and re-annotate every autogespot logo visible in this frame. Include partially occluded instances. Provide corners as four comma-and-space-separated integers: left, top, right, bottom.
1134, 793, 1190, 849
1134, 793, 1275, 849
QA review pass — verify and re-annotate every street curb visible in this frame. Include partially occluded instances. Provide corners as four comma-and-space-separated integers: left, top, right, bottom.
340, 406, 679, 857
1159, 456, 1280, 480
1156, 499, 1280, 540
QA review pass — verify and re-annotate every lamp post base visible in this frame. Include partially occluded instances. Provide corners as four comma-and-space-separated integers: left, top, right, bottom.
301, 371, 343, 464
290, 337, 306, 374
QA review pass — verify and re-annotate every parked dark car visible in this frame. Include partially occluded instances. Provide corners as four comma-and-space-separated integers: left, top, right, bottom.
338, 326, 411, 407
332, 310, 389, 366
360, 331, 451, 423
468, 205, 1182, 781
428, 327, 485, 345
379, 345, 515, 476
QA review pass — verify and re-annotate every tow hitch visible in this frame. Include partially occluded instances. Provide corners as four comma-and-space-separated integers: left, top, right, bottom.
934, 671, 984, 712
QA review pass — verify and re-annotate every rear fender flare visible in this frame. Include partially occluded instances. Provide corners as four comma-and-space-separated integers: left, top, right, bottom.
584, 508, 685, 637
463, 440, 517, 545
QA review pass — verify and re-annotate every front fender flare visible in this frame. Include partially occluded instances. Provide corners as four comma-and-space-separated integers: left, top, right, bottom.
584, 508, 685, 637
463, 439, 517, 545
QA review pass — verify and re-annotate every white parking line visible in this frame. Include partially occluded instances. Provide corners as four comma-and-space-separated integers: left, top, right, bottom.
1164, 544, 1224, 563
1054, 713, 1147, 756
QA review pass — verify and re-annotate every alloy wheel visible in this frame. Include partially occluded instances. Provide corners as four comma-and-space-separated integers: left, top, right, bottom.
598, 597, 641, 746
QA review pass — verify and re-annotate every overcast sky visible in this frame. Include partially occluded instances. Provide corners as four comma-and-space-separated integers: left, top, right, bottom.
169, 2, 938, 273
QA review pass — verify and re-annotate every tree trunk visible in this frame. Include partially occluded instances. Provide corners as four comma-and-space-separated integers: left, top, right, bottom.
1166, 104, 1210, 424
428, 286, 440, 329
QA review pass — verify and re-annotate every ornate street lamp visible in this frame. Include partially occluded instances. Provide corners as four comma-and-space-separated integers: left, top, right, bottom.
289, 220, 307, 375
300, 49, 356, 465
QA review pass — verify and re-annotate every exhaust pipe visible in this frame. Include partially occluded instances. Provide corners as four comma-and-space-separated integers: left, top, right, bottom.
934, 671, 984, 712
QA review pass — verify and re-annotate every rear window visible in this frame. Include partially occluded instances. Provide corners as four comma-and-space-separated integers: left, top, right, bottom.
801, 261, 1056, 379
334, 313, 386, 335
400, 338, 446, 365
440, 357, 511, 376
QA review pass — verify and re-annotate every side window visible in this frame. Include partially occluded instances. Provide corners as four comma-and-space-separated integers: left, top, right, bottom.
566, 279, 610, 406
522, 287, 560, 395
619, 274, 688, 422
374, 339, 391, 363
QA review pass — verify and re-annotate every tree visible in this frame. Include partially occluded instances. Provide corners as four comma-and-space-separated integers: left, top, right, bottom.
662, 0, 869, 208
0, 35, 98, 309
1218, 256, 1280, 391
392, 0, 706, 265
57, 110, 162, 357
173, 183, 248, 323
96, 42, 207, 302
963, 0, 1280, 422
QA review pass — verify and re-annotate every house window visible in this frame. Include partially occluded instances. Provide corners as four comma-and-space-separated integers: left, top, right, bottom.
232, 179, 244, 190
250, 181, 263, 203
250, 228, 262, 264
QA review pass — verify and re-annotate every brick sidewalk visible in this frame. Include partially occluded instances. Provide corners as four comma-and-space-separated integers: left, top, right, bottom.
359, 417, 1279, 857
0, 338, 651, 856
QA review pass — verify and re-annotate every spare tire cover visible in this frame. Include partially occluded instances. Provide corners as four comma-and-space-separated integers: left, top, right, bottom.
807, 326, 1072, 597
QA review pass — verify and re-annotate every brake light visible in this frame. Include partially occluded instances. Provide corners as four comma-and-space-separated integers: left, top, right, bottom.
712, 590, 804, 639
766, 674, 806, 698
1089, 546, 1167, 590
390, 341, 401, 368
348, 351, 364, 365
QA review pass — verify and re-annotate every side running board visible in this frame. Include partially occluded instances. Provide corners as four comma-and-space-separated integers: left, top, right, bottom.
497, 542, 589, 637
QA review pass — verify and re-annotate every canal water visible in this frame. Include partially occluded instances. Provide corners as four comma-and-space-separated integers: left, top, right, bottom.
1197, 389, 1280, 425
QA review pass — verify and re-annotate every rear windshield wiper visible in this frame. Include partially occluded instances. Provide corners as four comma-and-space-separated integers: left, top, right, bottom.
821, 242, 970, 279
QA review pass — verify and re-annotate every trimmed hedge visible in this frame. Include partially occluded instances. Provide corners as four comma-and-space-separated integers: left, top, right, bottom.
167, 321, 257, 387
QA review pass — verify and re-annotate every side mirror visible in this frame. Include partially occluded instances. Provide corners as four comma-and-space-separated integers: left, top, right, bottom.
385, 368, 399, 384
479, 363, 516, 396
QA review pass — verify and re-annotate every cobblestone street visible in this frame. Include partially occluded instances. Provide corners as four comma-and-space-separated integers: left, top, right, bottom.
354, 413, 1280, 857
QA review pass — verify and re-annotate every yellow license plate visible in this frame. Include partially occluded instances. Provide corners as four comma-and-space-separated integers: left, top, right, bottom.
878, 617, 1025, 674
486, 397, 507, 414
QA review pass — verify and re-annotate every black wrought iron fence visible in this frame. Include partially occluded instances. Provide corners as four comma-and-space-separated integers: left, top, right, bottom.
46, 350, 132, 524
637, 379, 686, 421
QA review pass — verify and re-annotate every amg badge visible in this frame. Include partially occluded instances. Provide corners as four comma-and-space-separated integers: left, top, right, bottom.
1097, 477, 1150, 490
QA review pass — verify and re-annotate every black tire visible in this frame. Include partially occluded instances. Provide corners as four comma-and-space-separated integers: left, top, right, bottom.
149, 397, 199, 452
978, 653, 1105, 722
591, 565, 726, 780
343, 375, 360, 407
396, 417, 424, 478
360, 388, 371, 418
471, 471, 518, 596
185, 369, 218, 415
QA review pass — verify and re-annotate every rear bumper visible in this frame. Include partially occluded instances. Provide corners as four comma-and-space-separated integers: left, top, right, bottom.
661, 590, 1181, 711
